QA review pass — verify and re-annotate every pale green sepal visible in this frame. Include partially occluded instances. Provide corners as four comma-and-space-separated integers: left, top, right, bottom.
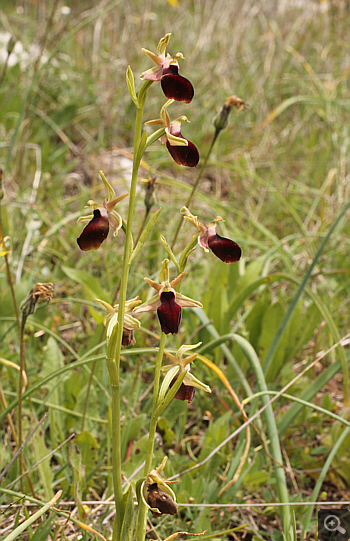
130, 208, 162, 263
77, 214, 93, 224
120, 485, 134, 541
165, 128, 188, 147
160, 235, 180, 272
106, 321, 119, 360
159, 259, 170, 284
159, 365, 179, 404
155, 370, 187, 416
176, 292, 203, 308
136, 130, 148, 165
185, 372, 211, 393
157, 33, 171, 56
177, 342, 202, 358
99, 170, 115, 202
179, 235, 200, 273
126, 66, 139, 107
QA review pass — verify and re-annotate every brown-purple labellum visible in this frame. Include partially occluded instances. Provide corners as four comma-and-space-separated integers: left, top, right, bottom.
122, 328, 136, 346
208, 233, 242, 263
170, 378, 196, 403
157, 291, 182, 334
147, 483, 178, 516
161, 65, 194, 103
166, 139, 199, 167
77, 209, 109, 251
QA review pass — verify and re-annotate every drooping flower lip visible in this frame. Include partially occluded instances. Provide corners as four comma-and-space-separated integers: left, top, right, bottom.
157, 290, 182, 335
207, 232, 242, 263
77, 209, 109, 251
166, 138, 199, 167
170, 377, 196, 403
161, 65, 194, 104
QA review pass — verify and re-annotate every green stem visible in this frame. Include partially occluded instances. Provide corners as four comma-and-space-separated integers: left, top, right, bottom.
171, 129, 219, 250
135, 332, 166, 541
108, 80, 152, 541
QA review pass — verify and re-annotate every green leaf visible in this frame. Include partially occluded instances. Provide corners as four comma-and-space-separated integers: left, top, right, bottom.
31, 417, 54, 501
130, 208, 161, 263
74, 430, 100, 479
62, 266, 109, 302
120, 485, 134, 541
126, 66, 138, 107
258, 301, 287, 381
62, 266, 108, 323
69, 441, 85, 518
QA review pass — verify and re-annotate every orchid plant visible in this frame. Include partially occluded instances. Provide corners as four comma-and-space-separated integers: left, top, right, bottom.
76, 34, 241, 541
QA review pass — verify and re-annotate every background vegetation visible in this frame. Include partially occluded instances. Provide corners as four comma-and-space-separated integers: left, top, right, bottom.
0, 1, 349, 540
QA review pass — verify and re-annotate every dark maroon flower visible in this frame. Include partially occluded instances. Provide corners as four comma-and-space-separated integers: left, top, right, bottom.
166, 138, 199, 167
77, 209, 109, 251
76, 174, 128, 251
157, 291, 182, 334
181, 207, 242, 264
207, 232, 242, 263
133, 260, 202, 335
170, 377, 196, 403
141, 33, 194, 104
161, 65, 194, 104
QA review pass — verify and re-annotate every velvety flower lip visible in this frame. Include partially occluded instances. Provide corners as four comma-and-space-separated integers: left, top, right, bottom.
141, 457, 178, 517
207, 229, 242, 263
133, 259, 202, 335
141, 33, 194, 103
161, 65, 194, 104
77, 208, 109, 251
145, 102, 199, 167
181, 206, 242, 263
166, 136, 199, 167
77, 171, 128, 251
157, 290, 182, 335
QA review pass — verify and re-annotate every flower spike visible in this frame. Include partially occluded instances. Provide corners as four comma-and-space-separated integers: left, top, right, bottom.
181, 207, 242, 263
133, 259, 202, 335
141, 33, 194, 103
77, 171, 128, 251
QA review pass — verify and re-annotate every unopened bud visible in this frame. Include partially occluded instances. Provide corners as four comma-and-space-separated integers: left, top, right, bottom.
20, 283, 54, 318
144, 176, 157, 214
7, 36, 17, 56
213, 95, 246, 133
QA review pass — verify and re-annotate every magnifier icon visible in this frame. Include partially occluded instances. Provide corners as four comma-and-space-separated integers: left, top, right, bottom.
324, 514, 346, 535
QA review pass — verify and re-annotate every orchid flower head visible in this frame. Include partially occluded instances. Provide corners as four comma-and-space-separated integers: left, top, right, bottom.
162, 342, 211, 403
181, 206, 242, 263
94, 296, 142, 345
141, 457, 178, 517
145, 101, 199, 167
77, 172, 128, 251
141, 33, 194, 103
133, 259, 202, 335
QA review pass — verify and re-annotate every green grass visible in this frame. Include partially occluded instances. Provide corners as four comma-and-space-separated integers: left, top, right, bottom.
0, 1, 349, 540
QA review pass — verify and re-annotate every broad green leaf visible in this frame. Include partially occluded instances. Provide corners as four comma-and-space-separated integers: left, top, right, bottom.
258, 301, 287, 381
69, 441, 85, 518
74, 430, 100, 479
31, 417, 54, 500
62, 266, 109, 303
